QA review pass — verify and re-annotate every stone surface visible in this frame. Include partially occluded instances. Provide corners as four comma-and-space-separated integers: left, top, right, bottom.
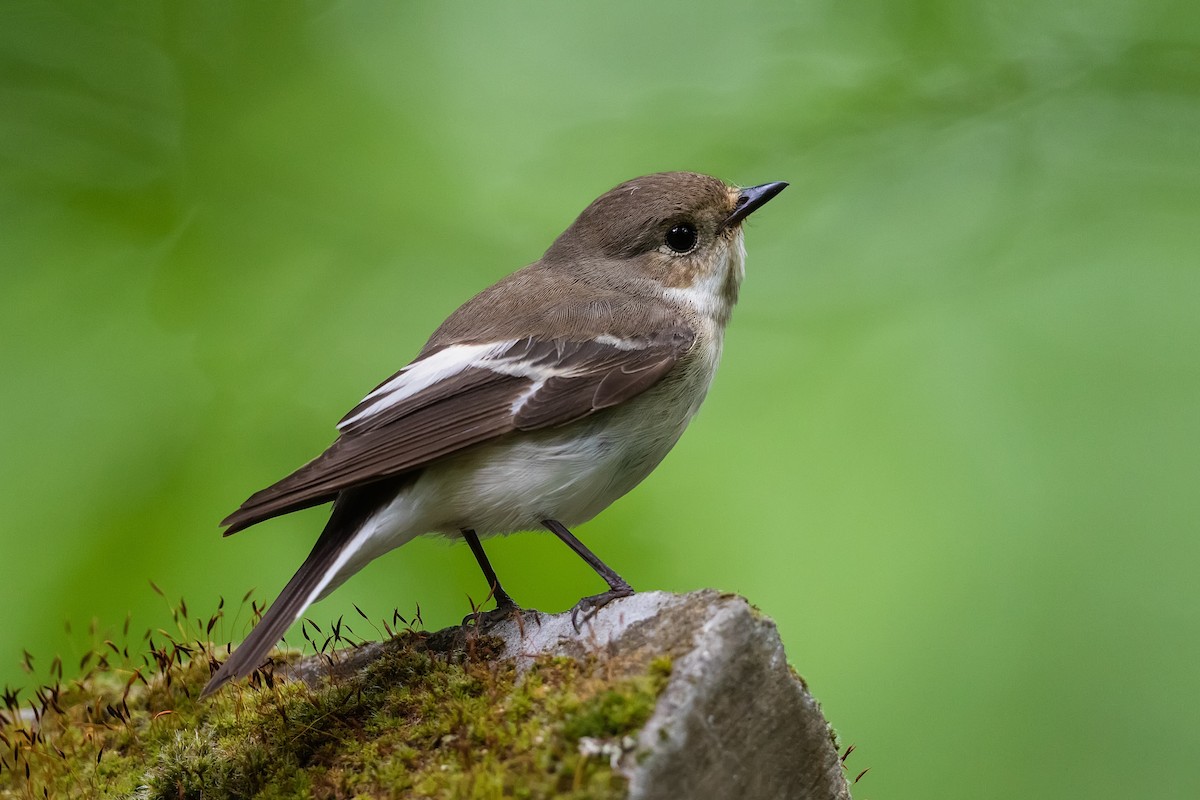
620, 593, 851, 800
288, 589, 852, 799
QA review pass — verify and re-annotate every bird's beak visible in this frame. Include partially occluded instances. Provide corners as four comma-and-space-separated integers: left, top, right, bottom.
723, 181, 789, 230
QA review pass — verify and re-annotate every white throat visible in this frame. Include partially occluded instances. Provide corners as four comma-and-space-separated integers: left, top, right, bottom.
660, 230, 745, 326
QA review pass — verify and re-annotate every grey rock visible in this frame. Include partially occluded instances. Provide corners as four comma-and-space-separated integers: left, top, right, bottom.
287, 589, 851, 799
620, 592, 851, 800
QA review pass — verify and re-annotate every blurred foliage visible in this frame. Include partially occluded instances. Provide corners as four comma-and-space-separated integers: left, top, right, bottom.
1, 1, 1198, 798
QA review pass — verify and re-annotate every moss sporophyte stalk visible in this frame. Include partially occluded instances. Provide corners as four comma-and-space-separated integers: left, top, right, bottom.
0, 603, 671, 800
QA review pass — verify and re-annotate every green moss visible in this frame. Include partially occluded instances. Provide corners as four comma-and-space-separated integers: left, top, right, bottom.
0, 612, 671, 799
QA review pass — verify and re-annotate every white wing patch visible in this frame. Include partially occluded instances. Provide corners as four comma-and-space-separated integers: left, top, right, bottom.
592, 334, 642, 350
337, 334, 668, 432
338, 341, 512, 431
510, 378, 547, 415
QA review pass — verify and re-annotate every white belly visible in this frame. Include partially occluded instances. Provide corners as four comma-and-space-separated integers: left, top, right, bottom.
424, 390, 695, 534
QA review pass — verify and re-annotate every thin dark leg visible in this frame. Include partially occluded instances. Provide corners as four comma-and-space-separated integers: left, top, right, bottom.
543, 519, 635, 630
461, 528, 519, 612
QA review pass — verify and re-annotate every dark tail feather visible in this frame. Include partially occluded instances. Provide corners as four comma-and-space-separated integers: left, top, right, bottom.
200, 538, 341, 698
202, 482, 399, 698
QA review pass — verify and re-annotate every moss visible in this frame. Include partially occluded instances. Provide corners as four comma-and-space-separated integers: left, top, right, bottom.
0, 607, 671, 799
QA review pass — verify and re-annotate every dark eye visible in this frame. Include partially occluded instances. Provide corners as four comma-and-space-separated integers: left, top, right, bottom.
664, 223, 698, 253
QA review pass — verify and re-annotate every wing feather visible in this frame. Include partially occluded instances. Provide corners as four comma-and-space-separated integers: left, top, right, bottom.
221, 328, 695, 535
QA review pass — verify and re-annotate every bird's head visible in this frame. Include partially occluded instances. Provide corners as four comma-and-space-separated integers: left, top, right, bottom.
544, 171, 787, 323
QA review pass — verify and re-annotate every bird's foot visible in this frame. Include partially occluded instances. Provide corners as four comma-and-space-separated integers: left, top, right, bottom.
461, 594, 527, 629
570, 586, 635, 632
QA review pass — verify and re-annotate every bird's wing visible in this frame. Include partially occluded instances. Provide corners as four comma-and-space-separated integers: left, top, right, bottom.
220, 328, 696, 534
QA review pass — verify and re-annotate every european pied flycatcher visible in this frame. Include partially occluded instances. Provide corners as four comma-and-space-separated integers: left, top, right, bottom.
203, 172, 786, 696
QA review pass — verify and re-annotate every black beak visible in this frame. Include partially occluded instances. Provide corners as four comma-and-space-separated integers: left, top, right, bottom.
723, 181, 788, 229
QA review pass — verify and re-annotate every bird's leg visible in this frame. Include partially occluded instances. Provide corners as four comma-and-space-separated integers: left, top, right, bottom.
543, 519, 635, 631
461, 528, 522, 626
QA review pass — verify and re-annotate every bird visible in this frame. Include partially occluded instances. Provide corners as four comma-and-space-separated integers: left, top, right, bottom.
201, 171, 787, 697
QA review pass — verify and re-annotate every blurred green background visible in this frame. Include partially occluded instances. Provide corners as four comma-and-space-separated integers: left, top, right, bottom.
2, 1, 1198, 797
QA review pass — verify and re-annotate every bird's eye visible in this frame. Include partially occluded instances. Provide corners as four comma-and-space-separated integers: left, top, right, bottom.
664, 223, 698, 254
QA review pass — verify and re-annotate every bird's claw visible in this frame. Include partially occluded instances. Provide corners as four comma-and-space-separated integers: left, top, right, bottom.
570, 587, 635, 632
461, 598, 525, 629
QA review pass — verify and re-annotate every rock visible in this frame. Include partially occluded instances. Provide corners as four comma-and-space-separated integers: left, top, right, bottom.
618, 592, 850, 800
291, 589, 852, 799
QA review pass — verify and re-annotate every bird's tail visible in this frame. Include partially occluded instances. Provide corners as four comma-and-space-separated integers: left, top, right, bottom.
201, 483, 397, 698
